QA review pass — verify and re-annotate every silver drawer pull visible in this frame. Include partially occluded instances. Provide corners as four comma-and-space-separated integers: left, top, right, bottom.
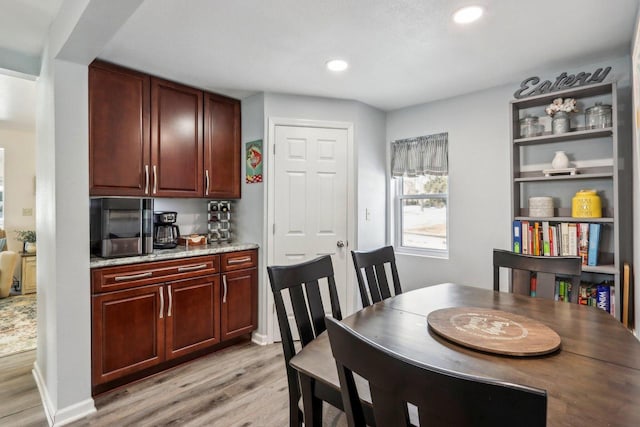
223, 275, 227, 303
144, 164, 149, 194
227, 257, 251, 265
114, 272, 153, 281
178, 263, 208, 272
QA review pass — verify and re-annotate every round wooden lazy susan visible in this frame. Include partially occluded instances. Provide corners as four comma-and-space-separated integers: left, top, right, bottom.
427, 307, 561, 356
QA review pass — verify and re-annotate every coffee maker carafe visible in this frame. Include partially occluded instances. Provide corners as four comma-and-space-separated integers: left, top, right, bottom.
153, 211, 180, 249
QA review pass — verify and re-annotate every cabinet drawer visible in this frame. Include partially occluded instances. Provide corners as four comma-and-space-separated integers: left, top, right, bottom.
92, 255, 220, 293
221, 250, 257, 272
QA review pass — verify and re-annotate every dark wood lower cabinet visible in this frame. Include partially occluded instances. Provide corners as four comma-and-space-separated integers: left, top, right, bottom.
91, 250, 258, 393
92, 284, 164, 386
221, 268, 258, 340
166, 276, 221, 360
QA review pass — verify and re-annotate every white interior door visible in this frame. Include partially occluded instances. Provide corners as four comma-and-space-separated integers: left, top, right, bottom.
272, 124, 349, 341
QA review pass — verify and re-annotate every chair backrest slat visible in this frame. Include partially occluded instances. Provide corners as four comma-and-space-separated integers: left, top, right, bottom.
352, 246, 403, 307
364, 266, 382, 302
304, 279, 327, 339
374, 264, 391, 300
288, 284, 316, 346
326, 317, 547, 427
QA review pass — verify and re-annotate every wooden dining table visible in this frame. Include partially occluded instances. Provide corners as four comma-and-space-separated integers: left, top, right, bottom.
289, 283, 640, 427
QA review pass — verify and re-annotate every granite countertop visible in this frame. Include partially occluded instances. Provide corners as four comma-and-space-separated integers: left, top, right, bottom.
90, 242, 259, 268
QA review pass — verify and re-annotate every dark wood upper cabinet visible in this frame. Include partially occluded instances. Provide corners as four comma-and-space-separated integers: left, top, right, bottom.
151, 78, 203, 197
89, 61, 150, 196
89, 61, 240, 198
204, 92, 241, 199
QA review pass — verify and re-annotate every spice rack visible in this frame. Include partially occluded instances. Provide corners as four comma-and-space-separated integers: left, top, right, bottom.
207, 200, 232, 243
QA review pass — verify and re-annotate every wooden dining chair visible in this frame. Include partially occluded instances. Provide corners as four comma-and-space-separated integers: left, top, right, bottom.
267, 255, 344, 427
325, 316, 547, 427
351, 246, 402, 307
493, 249, 582, 302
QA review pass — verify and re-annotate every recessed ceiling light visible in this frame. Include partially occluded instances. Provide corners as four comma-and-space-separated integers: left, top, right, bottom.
326, 59, 349, 72
453, 6, 484, 24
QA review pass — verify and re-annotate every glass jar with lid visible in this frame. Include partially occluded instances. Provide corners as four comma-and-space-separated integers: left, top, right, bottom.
585, 102, 612, 129
519, 114, 542, 138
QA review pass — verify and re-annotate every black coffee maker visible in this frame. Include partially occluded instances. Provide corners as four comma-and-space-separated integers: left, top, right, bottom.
153, 211, 180, 249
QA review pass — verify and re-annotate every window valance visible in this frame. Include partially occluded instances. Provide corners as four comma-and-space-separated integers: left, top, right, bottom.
391, 132, 448, 177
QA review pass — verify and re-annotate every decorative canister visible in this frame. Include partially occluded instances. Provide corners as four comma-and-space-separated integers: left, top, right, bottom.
552, 111, 570, 134
585, 102, 612, 129
571, 189, 602, 218
551, 151, 570, 169
519, 115, 541, 138
529, 196, 554, 217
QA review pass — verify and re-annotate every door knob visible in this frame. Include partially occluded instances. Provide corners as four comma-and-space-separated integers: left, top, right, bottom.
336, 240, 345, 248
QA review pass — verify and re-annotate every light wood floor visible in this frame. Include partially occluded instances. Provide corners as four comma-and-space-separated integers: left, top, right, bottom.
0, 342, 346, 427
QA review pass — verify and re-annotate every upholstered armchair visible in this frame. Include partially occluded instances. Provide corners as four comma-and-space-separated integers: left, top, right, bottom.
0, 251, 19, 298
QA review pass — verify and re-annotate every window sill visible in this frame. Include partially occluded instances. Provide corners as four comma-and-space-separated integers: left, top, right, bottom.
395, 246, 449, 260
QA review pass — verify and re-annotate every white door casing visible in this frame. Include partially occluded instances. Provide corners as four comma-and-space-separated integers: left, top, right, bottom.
266, 118, 355, 343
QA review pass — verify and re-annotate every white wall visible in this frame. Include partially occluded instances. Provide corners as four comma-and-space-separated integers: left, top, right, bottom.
631, 8, 640, 336
153, 198, 208, 236
35, 49, 95, 424
387, 56, 632, 293
0, 127, 36, 252
236, 93, 266, 339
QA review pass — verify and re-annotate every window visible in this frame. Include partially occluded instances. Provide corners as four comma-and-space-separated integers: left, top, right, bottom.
391, 133, 448, 255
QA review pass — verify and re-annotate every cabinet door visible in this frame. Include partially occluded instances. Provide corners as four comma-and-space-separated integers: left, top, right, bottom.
221, 268, 257, 340
92, 284, 165, 385
21, 255, 37, 294
204, 92, 241, 198
89, 61, 150, 196
165, 276, 221, 360
151, 78, 203, 197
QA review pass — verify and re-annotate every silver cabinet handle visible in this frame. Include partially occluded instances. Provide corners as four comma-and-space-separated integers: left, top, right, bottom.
167, 285, 172, 317
223, 275, 227, 304
228, 257, 251, 264
159, 287, 164, 319
153, 165, 158, 194
115, 272, 152, 282
205, 169, 210, 196
144, 164, 149, 194
177, 263, 208, 272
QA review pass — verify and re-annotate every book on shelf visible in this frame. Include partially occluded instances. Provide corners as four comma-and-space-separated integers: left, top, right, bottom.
578, 280, 615, 315
530, 274, 537, 297
578, 282, 598, 307
587, 223, 601, 266
511, 221, 603, 266
522, 220, 529, 255
513, 220, 522, 254
542, 221, 551, 256
554, 280, 572, 302
560, 223, 570, 256
578, 223, 589, 266
568, 223, 578, 256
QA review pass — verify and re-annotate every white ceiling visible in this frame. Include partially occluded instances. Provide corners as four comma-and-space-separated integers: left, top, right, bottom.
0, 0, 638, 129
98, 0, 639, 110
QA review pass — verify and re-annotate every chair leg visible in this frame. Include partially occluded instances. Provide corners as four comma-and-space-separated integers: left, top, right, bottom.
300, 373, 323, 427
289, 390, 303, 427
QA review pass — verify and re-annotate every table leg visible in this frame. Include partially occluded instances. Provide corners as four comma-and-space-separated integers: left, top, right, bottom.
299, 373, 323, 427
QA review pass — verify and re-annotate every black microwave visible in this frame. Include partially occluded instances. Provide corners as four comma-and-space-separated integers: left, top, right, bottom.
90, 198, 153, 258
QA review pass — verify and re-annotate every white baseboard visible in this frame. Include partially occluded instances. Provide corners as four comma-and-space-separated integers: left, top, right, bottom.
32, 362, 96, 426
251, 331, 269, 345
